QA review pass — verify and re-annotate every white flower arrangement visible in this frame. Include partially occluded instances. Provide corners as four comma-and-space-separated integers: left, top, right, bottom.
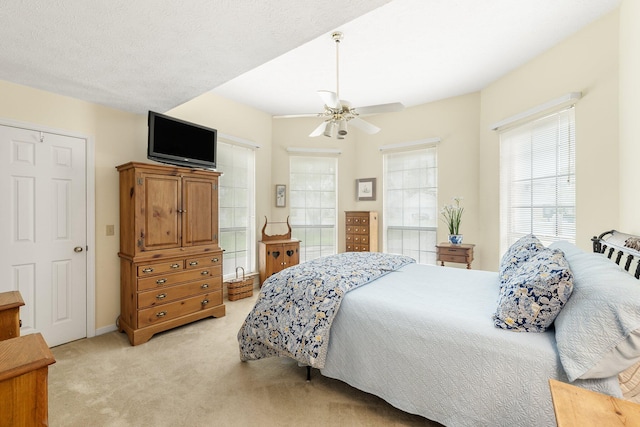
441, 197, 464, 235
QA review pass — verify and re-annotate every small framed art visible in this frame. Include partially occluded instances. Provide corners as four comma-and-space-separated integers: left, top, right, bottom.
356, 178, 376, 201
275, 184, 286, 207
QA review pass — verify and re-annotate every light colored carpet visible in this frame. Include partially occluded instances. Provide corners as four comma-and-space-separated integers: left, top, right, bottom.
49, 291, 441, 426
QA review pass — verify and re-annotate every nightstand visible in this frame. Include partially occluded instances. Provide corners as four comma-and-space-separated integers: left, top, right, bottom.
549, 379, 640, 426
436, 243, 475, 269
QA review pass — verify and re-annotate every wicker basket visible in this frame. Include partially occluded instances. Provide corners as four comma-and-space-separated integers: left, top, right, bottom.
226, 267, 253, 301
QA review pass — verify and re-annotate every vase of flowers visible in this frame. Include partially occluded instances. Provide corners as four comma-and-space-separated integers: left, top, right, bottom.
441, 197, 464, 245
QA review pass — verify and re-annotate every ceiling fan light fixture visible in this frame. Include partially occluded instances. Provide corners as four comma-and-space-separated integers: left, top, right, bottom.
337, 120, 348, 136
323, 121, 336, 137
287, 31, 403, 139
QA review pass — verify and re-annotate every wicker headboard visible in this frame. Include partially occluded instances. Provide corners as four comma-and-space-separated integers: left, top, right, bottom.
592, 230, 640, 279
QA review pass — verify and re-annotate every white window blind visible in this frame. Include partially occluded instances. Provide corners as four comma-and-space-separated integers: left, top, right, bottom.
217, 142, 256, 278
383, 147, 438, 264
289, 156, 337, 262
500, 107, 576, 251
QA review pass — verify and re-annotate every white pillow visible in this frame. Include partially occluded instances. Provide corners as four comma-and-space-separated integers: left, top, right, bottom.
553, 243, 640, 381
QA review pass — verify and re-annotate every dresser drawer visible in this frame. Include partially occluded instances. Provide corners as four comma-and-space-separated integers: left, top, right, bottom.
439, 254, 469, 263
137, 260, 184, 276
185, 253, 222, 269
352, 235, 369, 244
346, 244, 369, 252
137, 277, 222, 309
438, 246, 467, 256
137, 291, 223, 328
346, 226, 370, 235
137, 266, 221, 291
346, 215, 370, 226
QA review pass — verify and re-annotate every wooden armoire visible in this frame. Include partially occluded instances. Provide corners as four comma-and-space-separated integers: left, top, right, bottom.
116, 162, 225, 345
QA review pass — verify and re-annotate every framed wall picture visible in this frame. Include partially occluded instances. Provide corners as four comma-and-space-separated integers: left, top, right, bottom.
275, 184, 286, 207
356, 178, 376, 201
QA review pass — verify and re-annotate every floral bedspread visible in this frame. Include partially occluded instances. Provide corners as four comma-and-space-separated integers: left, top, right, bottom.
237, 252, 415, 368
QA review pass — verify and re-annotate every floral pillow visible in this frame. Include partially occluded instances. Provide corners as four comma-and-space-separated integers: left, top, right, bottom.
499, 234, 545, 285
493, 248, 574, 332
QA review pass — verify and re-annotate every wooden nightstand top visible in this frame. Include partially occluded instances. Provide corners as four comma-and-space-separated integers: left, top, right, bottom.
435, 243, 475, 249
549, 379, 640, 426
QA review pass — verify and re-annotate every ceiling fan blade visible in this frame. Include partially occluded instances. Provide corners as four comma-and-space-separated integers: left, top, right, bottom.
349, 117, 380, 134
274, 113, 321, 119
354, 102, 405, 116
309, 121, 328, 137
318, 90, 341, 109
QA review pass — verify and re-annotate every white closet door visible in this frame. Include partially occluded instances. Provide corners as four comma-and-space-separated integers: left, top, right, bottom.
0, 125, 87, 346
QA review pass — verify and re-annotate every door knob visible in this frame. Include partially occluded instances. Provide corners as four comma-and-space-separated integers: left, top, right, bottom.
74, 246, 84, 253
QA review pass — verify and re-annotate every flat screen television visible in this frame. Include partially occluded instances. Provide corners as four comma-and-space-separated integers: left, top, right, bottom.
147, 111, 217, 170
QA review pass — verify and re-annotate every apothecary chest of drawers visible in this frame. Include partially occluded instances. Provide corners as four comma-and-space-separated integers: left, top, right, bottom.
345, 211, 378, 252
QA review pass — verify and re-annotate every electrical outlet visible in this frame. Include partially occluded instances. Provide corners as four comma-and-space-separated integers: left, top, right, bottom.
106, 224, 115, 236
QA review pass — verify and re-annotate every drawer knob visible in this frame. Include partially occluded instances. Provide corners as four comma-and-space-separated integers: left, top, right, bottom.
212, 257, 219, 262
201, 270, 209, 276
170, 263, 180, 269
156, 278, 167, 285
156, 311, 167, 318
201, 299, 209, 306
201, 283, 209, 289
189, 261, 199, 266
142, 268, 154, 273
156, 293, 167, 300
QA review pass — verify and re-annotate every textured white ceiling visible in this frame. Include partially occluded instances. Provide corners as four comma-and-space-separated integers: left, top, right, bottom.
0, 0, 621, 116
0, 0, 390, 113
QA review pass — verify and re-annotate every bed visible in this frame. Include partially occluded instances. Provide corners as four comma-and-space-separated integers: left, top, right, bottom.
238, 232, 640, 426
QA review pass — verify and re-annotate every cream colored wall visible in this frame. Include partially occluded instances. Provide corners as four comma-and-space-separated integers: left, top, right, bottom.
0, 83, 272, 332
353, 93, 481, 265
271, 117, 359, 250
166, 92, 273, 270
271, 93, 481, 265
619, 0, 640, 234
0, 79, 147, 331
478, 10, 619, 269
273, 9, 620, 271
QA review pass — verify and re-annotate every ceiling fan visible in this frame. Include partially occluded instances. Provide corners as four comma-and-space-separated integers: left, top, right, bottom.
277, 31, 404, 139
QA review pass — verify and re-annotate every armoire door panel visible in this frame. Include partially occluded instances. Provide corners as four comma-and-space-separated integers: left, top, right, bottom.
183, 178, 217, 247
140, 174, 181, 250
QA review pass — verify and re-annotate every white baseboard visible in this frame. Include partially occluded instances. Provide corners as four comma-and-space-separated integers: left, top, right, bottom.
95, 324, 118, 336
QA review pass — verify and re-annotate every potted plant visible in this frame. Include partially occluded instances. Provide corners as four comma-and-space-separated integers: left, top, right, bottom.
441, 197, 464, 244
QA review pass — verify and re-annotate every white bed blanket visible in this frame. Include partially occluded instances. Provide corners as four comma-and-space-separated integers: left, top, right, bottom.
321, 263, 621, 427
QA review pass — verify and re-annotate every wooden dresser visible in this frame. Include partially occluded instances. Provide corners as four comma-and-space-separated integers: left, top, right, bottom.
0, 291, 24, 341
258, 218, 300, 286
117, 162, 225, 346
0, 291, 55, 426
345, 211, 378, 252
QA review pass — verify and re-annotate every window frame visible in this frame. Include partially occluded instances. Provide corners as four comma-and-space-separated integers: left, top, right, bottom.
499, 107, 576, 252
382, 145, 438, 264
288, 155, 338, 263
216, 140, 257, 279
